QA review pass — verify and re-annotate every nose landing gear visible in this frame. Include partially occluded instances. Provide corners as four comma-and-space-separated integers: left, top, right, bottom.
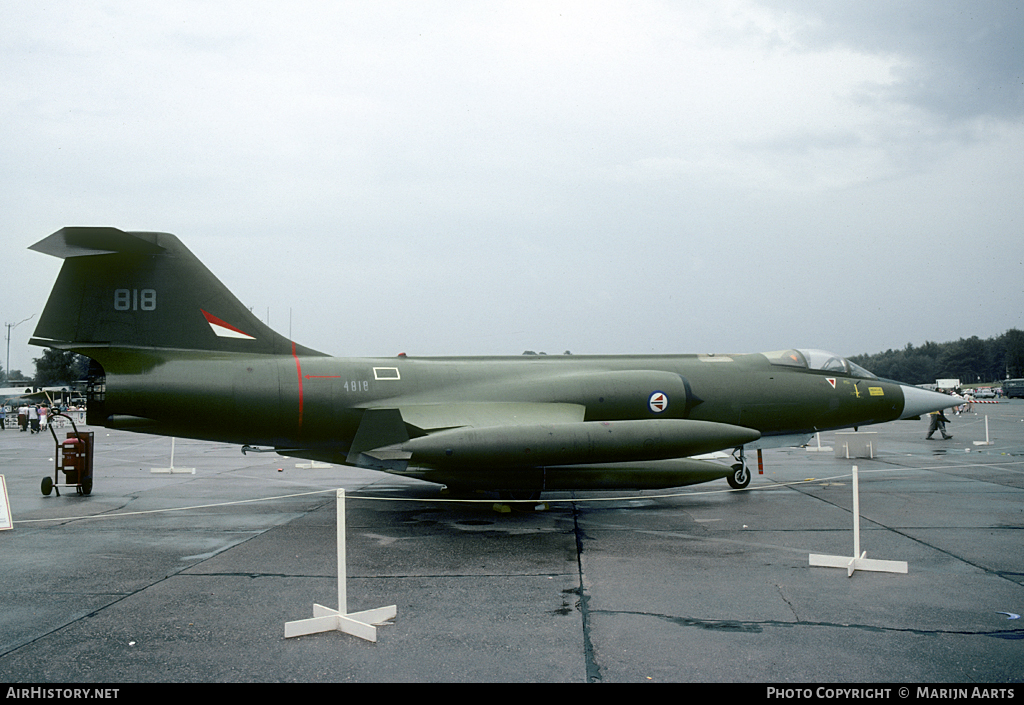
727, 446, 753, 490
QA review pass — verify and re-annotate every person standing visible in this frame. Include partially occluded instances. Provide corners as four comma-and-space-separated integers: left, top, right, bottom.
926, 408, 952, 440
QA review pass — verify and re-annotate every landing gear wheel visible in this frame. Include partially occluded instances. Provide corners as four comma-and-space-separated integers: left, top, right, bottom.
727, 462, 750, 490
41, 476, 53, 496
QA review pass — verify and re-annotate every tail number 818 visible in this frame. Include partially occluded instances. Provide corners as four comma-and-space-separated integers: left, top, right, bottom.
114, 289, 157, 311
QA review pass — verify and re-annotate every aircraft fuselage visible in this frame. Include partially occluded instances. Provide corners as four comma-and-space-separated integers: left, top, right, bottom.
95, 350, 903, 452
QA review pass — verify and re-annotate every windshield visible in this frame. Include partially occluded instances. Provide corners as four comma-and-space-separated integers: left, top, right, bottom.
762, 349, 877, 379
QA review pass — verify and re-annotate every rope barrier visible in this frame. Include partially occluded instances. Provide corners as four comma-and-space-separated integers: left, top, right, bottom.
14, 457, 1024, 526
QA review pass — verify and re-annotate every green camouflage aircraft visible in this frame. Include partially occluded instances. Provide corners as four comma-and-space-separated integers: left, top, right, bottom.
29, 227, 956, 498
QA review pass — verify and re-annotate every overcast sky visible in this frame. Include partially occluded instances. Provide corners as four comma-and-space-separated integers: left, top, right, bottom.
2, 1, 1022, 376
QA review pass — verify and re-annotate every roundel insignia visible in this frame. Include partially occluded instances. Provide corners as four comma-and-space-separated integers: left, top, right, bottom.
648, 391, 668, 413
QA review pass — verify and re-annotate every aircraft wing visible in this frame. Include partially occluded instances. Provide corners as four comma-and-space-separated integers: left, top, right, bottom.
397, 401, 586, 431
345, 402, 585, 467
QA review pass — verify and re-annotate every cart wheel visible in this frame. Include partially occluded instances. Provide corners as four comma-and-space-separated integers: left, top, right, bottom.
41, 476, 53, 496
80, 478, 92, 496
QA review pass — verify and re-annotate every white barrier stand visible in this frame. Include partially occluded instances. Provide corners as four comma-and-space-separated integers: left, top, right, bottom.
809, 465, 908, 578
805, 432, 833, 452
285, 489, 396, 642
973, 415, 993, 446
834, 431, 876, 459
150, 438, 195, 474
0, 475, 12, 531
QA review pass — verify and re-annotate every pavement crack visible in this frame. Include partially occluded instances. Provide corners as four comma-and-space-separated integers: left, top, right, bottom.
776, 584, 800, 621
572, 501, 601, 683
591, 609, 1024, 640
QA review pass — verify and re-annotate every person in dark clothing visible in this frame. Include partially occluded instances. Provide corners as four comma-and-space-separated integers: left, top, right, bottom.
926, 408, 952, 440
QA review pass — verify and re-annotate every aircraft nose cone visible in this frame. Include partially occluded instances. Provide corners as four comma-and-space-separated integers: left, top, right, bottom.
899, 385, 958, 420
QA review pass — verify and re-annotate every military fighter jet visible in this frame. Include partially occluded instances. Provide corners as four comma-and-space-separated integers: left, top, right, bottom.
29, 227, 955, 499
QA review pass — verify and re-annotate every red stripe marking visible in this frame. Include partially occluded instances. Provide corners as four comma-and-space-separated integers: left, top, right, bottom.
292, 341, 303, 429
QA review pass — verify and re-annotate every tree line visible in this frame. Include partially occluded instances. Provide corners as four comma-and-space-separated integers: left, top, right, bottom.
848, 329, 1024, 386
2, 349, 90, 388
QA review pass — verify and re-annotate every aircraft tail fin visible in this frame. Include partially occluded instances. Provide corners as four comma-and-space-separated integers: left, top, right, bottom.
29, 227, 324, 361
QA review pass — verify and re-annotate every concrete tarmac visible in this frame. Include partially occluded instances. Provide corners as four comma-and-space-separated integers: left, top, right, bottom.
1, 402, 1022, 683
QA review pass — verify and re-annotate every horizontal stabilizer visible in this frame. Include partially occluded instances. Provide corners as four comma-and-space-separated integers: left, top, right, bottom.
29, 227, 170, 259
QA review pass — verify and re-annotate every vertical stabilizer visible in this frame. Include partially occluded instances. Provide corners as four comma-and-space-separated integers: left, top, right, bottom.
29, 227, 324, 360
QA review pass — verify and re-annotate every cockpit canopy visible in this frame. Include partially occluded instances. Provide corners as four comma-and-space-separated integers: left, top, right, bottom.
762, 349, 876, 379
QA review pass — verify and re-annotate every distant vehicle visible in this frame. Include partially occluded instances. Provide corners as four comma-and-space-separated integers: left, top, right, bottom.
974, 387, 997, 399
1004, 379, 1024, 399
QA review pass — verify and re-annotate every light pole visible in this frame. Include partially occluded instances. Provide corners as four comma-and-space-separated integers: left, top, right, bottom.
4, 315, 35, 386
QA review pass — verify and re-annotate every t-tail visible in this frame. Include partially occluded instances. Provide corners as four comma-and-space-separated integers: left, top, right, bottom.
28, 227, 324, 364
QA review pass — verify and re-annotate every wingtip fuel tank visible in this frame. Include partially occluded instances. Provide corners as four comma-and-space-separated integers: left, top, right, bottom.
397, 419, 761, 468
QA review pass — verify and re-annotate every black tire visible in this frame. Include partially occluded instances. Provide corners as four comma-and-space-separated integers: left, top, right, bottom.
41, 476, 53, 496
727, 463, 750, 490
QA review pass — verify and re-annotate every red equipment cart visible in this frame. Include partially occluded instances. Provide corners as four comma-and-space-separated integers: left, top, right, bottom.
42, 413, 94, 496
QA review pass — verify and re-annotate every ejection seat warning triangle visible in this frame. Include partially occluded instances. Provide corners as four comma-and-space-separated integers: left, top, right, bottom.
0, 475, 12, 531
